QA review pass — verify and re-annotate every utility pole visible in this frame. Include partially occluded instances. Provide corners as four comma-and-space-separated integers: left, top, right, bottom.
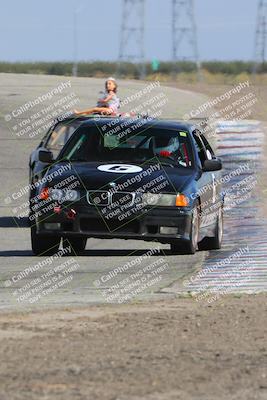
172, 0, 201, 80
253, 0, 267, 73
72, 7, 79, 77
118, 0, 146, 79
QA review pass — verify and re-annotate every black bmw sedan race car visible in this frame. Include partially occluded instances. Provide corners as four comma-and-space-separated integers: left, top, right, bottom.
30, 116, 224, 255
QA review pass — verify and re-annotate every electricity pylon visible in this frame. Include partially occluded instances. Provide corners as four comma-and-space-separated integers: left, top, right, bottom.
172, 0, 201, 79
118, 0, 146, 79
253, 0, 267, 73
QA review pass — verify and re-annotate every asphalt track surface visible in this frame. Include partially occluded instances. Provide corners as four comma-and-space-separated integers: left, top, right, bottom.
0, 74, 265, 310
164, 120, 267, 298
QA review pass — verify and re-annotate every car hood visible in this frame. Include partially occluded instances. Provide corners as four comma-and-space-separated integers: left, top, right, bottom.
46, 162, 198, 193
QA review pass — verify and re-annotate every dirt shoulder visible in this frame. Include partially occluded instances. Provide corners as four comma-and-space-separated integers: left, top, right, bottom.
166, 81, 267, 121
0, 295, 267, 400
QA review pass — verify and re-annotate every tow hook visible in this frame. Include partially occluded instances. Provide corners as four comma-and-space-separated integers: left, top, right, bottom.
66, 209, 76, 220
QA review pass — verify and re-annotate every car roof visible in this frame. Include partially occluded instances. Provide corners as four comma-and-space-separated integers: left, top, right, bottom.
57, 115, 197, 133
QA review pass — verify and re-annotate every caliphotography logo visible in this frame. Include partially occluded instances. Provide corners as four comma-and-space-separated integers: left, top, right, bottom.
1, 1, 267, 400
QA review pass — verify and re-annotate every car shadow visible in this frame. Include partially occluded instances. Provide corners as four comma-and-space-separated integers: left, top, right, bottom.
78, 248, 169, 257
0, 216, 28, 228
0, 250, 33, 256
0, 248, 170, 257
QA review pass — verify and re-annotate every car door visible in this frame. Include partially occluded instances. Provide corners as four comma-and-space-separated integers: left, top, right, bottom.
29, 123, 56, 185
192, 129, 215, 227
200, 132, 222, 217
30, 120, 81, 184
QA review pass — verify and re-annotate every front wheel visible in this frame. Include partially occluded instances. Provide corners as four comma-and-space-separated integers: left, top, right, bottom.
198, 206, 223, 251
170, 206, 199, 255
31, 226, 61, 256
63, 237, 87, 255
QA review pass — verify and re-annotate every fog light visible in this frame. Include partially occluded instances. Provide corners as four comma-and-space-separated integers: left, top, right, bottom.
44, 223, 61, 230
160, 226, 178, 235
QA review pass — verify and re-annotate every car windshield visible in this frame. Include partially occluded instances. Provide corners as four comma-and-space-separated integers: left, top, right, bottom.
59, 125, 194, 168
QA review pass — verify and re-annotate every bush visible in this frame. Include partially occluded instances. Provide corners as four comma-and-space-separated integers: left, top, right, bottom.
0, 60, 266, 78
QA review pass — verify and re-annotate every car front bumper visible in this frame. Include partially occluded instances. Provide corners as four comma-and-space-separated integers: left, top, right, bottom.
34, 205, 193, 244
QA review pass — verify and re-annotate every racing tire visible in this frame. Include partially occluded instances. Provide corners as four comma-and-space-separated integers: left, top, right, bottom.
31, 225, 61, 256
63, 237, 87, 255
198, 206, 223, 251
170, 205, 200, 255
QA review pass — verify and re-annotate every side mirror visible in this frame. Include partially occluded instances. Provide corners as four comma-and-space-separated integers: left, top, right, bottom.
202, 158, 222, 172
38, 149, 54, 164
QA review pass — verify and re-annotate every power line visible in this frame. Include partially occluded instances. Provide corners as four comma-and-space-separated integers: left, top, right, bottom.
172, 0, 201, 77
118, 0, 146, 79
253, 0, 267, 73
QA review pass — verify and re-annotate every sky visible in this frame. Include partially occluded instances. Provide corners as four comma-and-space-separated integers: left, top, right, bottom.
0, 0, 258, 62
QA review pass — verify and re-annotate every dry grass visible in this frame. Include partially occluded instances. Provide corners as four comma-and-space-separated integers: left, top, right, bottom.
158, 79, 267, 121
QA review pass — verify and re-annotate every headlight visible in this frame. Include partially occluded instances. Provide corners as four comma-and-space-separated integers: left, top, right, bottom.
142, 193, 188, 207
63, 190, 80, 202
143, 193, 176, 206
50, 189, 63, 201
49, 189, 80, 202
